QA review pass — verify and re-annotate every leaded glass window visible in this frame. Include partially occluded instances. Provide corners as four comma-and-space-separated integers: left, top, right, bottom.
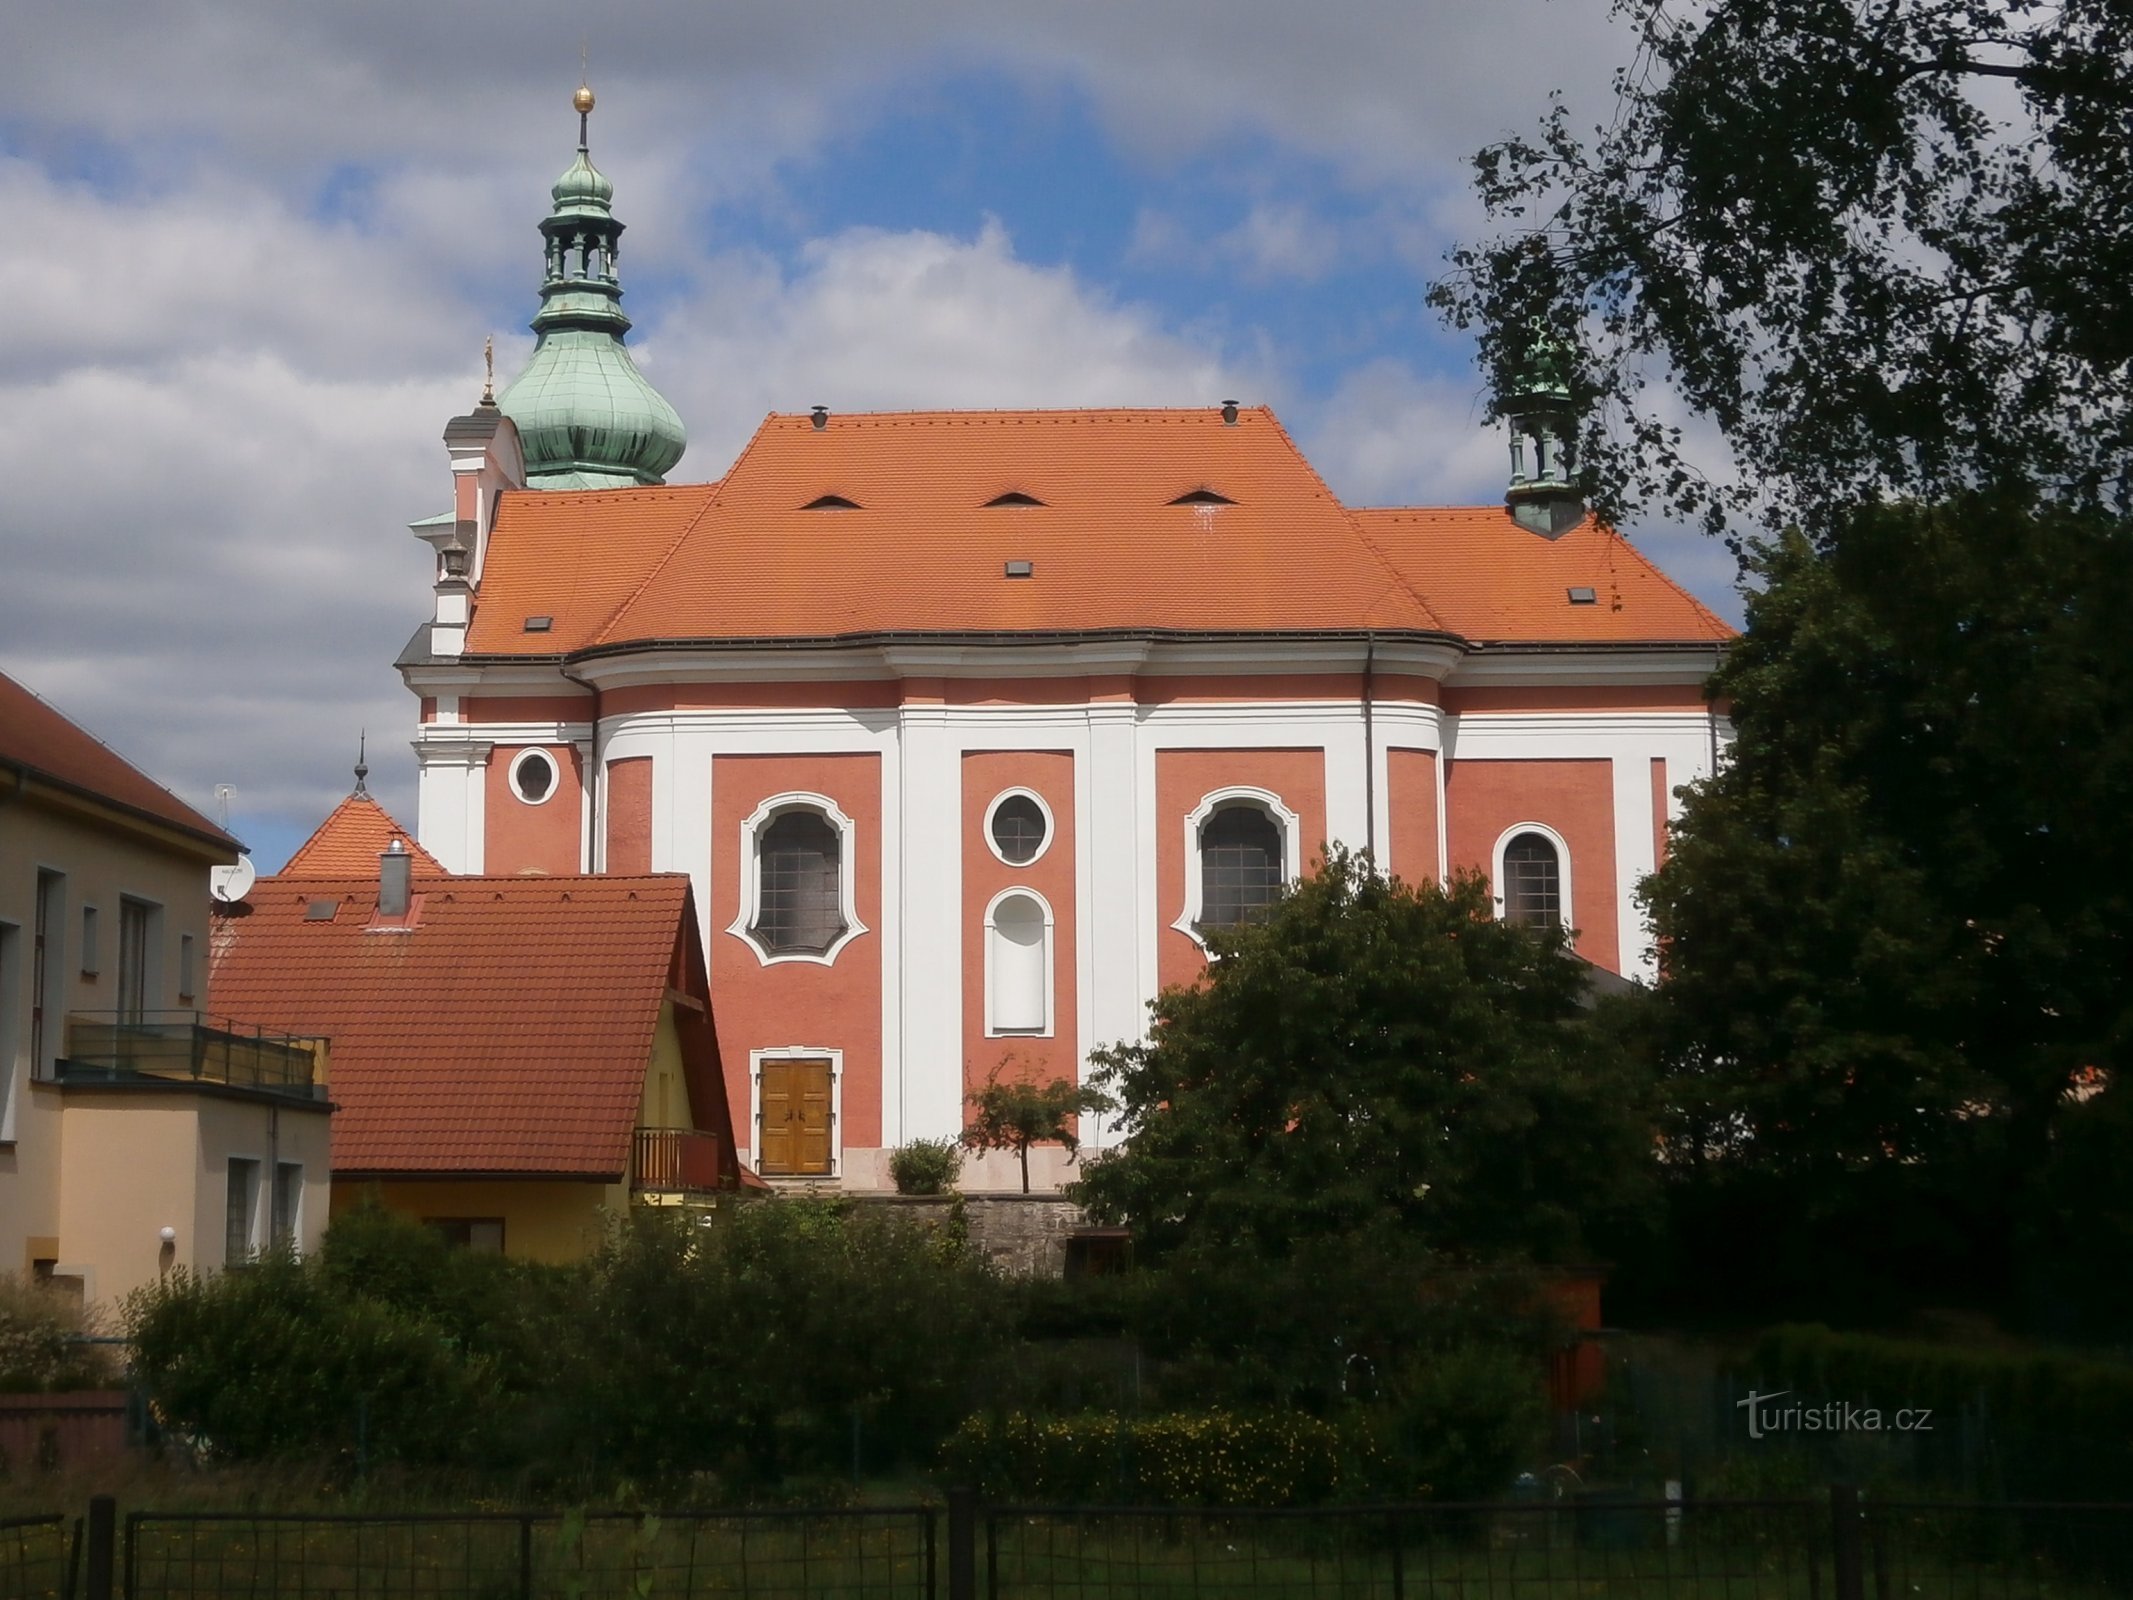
1199, 804, 1283, 929
753, 810, 846, 954
1502, 832, 1562, 928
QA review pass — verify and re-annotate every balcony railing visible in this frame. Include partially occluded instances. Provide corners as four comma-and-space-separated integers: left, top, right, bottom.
58, 1011, 327, 1101
632, 1127, 728, 1196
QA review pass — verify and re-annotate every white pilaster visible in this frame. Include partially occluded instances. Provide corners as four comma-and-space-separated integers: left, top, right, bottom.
897, 706, 963, 1141
413, 739, 491, 874
1612, 754, 1659, 982
1082, 703, 1143, 1148
1321, 717, 1370, 858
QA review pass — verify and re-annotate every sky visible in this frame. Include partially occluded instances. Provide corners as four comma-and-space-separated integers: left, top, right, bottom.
0, 1, 1746, 872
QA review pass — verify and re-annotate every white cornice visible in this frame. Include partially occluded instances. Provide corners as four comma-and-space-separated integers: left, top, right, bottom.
1445, 647, 1724, 687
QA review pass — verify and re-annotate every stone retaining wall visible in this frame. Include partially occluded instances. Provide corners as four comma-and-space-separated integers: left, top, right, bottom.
847, 1192, 1088, 1277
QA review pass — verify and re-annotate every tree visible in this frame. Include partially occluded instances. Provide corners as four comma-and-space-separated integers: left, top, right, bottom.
1431, 0, 2133, 540
963, 1063, 1114, 1194
1074, 847, 1659, 1265
1637, 495, 2133, 1320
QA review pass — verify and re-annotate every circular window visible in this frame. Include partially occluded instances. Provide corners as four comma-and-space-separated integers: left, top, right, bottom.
510, 748, 559, 806
987, 792, 1050, 865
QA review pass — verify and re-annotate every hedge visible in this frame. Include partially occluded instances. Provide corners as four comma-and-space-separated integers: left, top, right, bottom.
940, 1409, 1363, 1505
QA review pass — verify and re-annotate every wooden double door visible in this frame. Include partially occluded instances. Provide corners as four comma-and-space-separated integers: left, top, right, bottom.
757, 1058, 834, 1176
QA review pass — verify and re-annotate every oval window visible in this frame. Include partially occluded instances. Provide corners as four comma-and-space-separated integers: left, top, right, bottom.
989, 793, 1049, 865
512, 749, 558, 805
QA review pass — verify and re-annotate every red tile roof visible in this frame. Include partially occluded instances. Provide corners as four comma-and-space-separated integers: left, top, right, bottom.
464, 408, 1444, 653
0, 669, 237, 852
281, 793, 448, 877
208, 873, 708, 1178
1354, 509, 1734, 645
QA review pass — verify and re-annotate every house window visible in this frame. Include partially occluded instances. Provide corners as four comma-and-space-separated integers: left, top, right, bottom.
0, 922, 19, 1135
272, 1162, 303, 1251
118, 898, 155, 1022
510, 747, 559, 805
427, 1218, 505, 1253
1500, 831, 1564, 929
986, 890, 1053, 1036
753, 809, 846, 954
178, 933, 196, 1003
80, 906, 99, 978
32, 872, 63, 1077
225, 1158, 261, 1265
1199, 804, 1285, 929
986, 790, 1052, 865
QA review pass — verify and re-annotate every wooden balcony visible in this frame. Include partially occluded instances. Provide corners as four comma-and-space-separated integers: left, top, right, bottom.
631, 1126, 729, 1200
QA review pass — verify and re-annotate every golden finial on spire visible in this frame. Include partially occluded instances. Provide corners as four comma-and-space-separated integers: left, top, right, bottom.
574, 83, 595, 116
482, 335, 495, 403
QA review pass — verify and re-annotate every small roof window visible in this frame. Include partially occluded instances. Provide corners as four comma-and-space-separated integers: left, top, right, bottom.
802, 494, 861, 510
1567, 586, 1598, 605
304, 899, 340, 922
523, 615, 554, 632
1004, 560, 1034, 579
1168, 488, 1236, 507
986, 491, 1046, 508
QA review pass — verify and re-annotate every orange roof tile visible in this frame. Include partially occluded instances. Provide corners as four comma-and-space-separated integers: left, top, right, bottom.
464, 408, 1443, 653
1355, 509, 1735, 646
208, 873, 701, 1178
0, 669, 237, 852
281, 793, 448, 877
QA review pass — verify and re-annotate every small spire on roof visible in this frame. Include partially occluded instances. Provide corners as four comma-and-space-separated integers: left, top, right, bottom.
353, 731, 369, 797
481, 336, 495, 405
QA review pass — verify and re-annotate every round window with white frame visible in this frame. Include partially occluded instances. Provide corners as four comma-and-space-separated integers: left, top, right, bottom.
984, 789, 1054, 866
509, 748, 559, 806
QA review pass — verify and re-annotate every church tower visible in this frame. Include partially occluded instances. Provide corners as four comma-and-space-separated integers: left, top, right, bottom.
496, 87, 687, 489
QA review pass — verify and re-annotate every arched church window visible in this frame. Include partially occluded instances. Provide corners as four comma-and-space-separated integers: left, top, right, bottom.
752, 809, 846, 955
1501, 831, 1563, 928
1199, 804, 1284, 929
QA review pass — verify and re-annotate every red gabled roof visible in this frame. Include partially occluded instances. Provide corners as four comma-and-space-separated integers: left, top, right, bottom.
1354, 508, 1735, 645
281, 793, 447, 878
208, 873, 704, 1179
463, 408, 1444, 653
0, 669, 238, 852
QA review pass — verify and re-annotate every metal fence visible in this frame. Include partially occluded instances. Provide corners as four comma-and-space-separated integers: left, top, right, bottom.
0, 1515, 77, 1600
28, 1490, 2128, 1600
123, 1506, 934, 1600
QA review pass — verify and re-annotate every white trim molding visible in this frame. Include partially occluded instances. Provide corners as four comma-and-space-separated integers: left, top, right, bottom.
747, 1045, 845, 1179
1490, 820, 1575, 941
983, 886, 1056, 1038
1171, 785, 1303, 956
726, 792, 869, 966
982, 787, 1056, 867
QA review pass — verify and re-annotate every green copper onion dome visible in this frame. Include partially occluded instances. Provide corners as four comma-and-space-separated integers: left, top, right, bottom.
497, 87, 687, 490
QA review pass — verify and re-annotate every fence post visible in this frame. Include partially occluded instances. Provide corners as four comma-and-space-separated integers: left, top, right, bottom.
947, 1487, 977, 1600
1829, 1484, 1864, 1600
83, 1496, 115, 1600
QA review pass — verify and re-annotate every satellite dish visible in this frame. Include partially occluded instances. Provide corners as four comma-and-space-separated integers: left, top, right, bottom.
211, 854, 257, 904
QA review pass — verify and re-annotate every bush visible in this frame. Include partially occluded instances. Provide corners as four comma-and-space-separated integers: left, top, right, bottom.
889, 1138, 964, 1196
940, 1408, 1350, 1505
0, 1274, 111, 1393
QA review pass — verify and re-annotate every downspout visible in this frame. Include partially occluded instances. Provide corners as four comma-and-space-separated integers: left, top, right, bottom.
559, 662, 603, 872
1362, 634, 1377, 861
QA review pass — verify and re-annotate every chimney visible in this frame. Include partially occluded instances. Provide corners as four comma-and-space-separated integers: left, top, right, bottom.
379, 838, 412, 918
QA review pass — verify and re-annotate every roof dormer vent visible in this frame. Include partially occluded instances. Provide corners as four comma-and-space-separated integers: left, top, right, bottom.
802, 494, 861, 510
1169, 488, 1236, 507
986, 491, 1046, 508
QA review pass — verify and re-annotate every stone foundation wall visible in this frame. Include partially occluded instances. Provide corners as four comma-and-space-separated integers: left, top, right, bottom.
847, 1192, 1088, 1277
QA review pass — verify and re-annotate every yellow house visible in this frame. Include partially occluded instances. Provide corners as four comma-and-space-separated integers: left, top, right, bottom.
207, 789, 751, 1261
0, 670, 333, 1310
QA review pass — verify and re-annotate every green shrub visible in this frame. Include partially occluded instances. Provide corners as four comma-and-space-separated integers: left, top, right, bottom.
0, 1274, 111, 1393
940, 1408, 1348, 1505
1374, 1344, 1549, 1501
889, 1138, 964, 1195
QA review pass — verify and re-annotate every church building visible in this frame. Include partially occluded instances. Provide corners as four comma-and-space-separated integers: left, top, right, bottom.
396, 92, 1731, 1190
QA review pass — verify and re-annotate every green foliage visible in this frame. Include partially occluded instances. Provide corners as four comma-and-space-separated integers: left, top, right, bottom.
1433, 0, 2133, 538
124, 1254, 497, 1464
963, 1064, 1114, 1193
888, 1137, 963, 1195
0, 1274, 111, 1393
1371, 1344, 1549, 1503
1076, 846, 1659, 1266
1634, 499, 2133, 1326
940, 1409, 1349, 1505
559, 1200, 1007, 1488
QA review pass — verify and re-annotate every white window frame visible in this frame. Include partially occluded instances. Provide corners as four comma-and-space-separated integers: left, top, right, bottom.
983, 887, 1056, 1038
1172, 786, 1302, 956
982, 787, 1056, 867
224, 1156, 263, 1267
747, 1045, 844, 1178
507, 746, 561, 807
1491, 821, 1574, 938
727, 792, 868, 966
